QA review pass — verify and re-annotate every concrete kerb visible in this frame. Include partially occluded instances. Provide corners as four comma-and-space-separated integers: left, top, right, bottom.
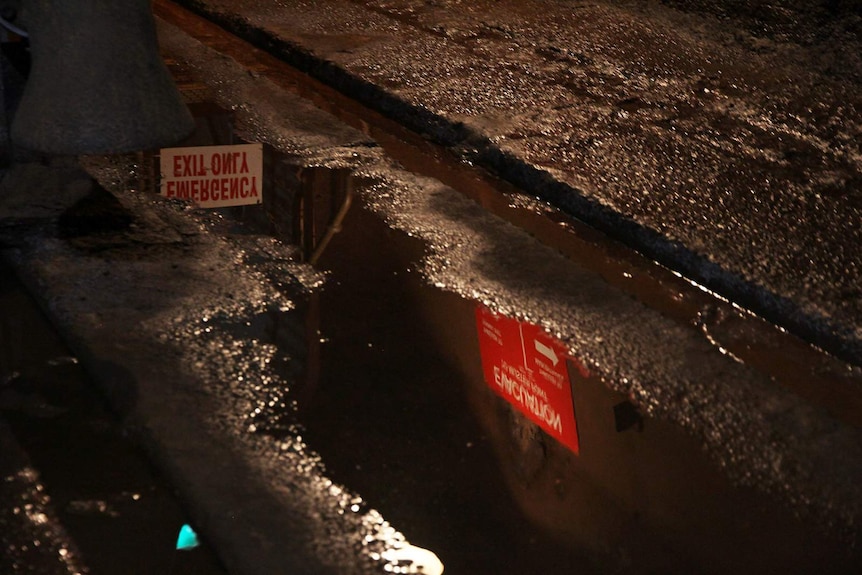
168, 0, 862, 367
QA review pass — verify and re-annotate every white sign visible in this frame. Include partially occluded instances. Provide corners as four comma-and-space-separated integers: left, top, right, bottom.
159, 143, 263, 208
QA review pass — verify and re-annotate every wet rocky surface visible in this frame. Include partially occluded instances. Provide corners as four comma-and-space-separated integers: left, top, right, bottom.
170, 0, 862, 366
0, 260, 228, 575
2, 3, 862, 574
0, 422, 88, 575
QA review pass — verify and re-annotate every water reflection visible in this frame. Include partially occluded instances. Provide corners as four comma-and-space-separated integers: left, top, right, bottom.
263, 163, 858, 573
166, 145, 861, 574
162, 162, 444, 572
296, 167, 353, 265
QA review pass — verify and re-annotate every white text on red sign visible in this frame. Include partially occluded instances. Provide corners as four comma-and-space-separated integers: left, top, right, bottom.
475, 305, 581, 454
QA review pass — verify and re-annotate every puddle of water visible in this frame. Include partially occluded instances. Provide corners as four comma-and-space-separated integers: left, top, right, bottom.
278, 168, 597, 574
214, 162, 859, 574
145, 9, 862, 571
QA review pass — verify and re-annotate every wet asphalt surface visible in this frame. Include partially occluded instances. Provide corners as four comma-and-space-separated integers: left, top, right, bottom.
0, 261, 227, 575
170, 0, 862, 365
1, 2, 862, 574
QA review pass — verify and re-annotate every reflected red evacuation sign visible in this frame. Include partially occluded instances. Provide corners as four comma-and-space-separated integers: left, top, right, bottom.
475, 305, 580, 454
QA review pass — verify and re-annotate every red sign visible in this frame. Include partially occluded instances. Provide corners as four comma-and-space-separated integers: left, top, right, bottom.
159, 143, 263, 208
475, 305, 580, 454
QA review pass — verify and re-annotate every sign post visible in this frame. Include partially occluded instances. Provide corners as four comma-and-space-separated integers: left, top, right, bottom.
159, 143, 263, 208
475, 305, 580, 454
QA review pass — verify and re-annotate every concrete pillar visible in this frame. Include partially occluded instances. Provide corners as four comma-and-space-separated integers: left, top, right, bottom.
10, 0, 193, 154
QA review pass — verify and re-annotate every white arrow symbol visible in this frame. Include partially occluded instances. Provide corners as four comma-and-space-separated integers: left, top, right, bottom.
535, 340, 559, 366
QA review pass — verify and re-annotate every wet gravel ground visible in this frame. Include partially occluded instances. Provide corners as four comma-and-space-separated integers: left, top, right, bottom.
2, 3, 862, 574
0, 262, 227, 575
0, 425, 88, 575
172, 0, 862, 365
